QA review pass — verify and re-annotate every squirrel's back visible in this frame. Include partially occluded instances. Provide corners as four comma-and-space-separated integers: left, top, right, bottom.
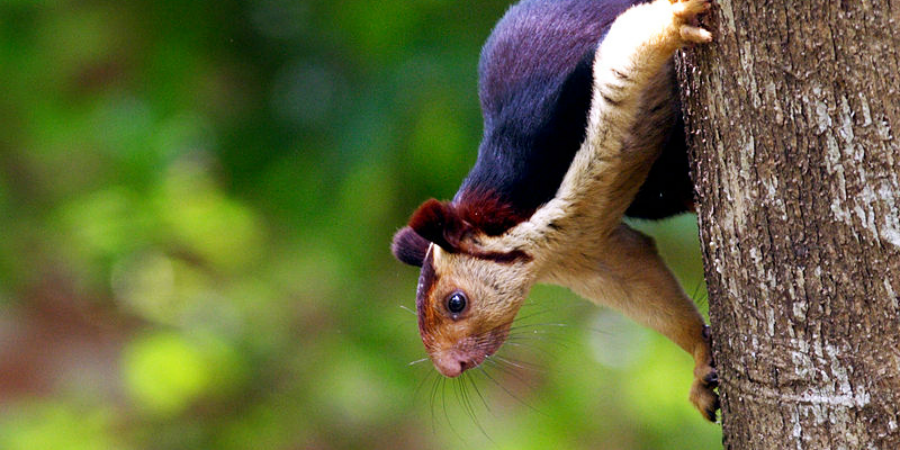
455, 0, 692, 236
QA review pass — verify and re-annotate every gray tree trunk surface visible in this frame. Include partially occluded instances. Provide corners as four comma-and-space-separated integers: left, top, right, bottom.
677, 1, 900, 448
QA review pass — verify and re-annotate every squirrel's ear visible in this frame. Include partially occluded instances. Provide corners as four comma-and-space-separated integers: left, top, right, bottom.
407, 199, 469, 253
391, 227, 430, 267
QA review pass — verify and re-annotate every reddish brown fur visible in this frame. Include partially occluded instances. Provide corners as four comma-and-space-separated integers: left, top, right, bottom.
407, 196, 533, 264
408, 199, 469, 252
453, 189, 533, 236
415, 248, 440, 344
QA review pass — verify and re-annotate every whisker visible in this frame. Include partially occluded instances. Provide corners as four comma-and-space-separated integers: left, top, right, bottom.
408, 357, 430, 366
453, 378, 467, 422
504, 328, 574, 348
502, 340, 560, 358
475, 364, 544, 416
510, 308, 553, 322
413, 368, 437, 401
493, 355, 546, 373
506, 329, 571, 342
509, 322, 569, 329
430, 373, 441, 434
441, 378, 464, 442
505, 330, 567, 338
506, 328, 567, 336
456, 374, 492, 441
467, 371, 491, 413
583, 326, 614, 336
505, 333, 569, 343
505, 330, 572, 344
483, 357, 540, 391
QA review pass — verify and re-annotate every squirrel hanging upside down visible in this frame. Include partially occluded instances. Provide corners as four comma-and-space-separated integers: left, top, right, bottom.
391, 0, 719, 420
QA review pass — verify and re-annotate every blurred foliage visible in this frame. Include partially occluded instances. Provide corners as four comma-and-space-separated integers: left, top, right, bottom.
0, 0, 721, 448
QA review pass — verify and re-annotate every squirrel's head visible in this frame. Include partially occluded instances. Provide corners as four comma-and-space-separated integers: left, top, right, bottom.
392, 198, 534, 377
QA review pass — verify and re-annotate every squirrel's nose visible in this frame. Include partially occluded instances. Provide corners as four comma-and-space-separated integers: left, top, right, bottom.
432, 353, 472, 378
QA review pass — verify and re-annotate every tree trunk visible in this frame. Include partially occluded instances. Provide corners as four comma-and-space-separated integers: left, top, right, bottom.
677, 1, 900, 448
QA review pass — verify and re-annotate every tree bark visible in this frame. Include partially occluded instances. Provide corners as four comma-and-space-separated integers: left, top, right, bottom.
677, 1, 900, 448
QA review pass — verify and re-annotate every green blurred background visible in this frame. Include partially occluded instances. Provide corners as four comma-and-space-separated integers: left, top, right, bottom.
0, 0, 721, 448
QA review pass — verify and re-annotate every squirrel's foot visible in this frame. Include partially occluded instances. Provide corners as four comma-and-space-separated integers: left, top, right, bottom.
646, 0, 713, 48
672, 0, 713, 44
690, 360, 719, 421
689, 324, 720, 421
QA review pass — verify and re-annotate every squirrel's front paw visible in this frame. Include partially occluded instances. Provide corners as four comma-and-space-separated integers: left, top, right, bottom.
661, 0, 713, 46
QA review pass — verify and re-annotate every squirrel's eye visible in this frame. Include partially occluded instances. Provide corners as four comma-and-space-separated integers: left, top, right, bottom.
446, 292, 467, 314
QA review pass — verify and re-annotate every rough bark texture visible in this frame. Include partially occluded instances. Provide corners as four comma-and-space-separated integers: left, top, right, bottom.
677, 1, 900, 448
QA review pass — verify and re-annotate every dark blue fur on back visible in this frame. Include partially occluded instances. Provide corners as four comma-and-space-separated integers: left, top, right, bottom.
455, 0, 693, 226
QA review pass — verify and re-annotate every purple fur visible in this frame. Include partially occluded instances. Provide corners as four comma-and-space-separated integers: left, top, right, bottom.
456, 0, 691, 228
393, 0, 694, 266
